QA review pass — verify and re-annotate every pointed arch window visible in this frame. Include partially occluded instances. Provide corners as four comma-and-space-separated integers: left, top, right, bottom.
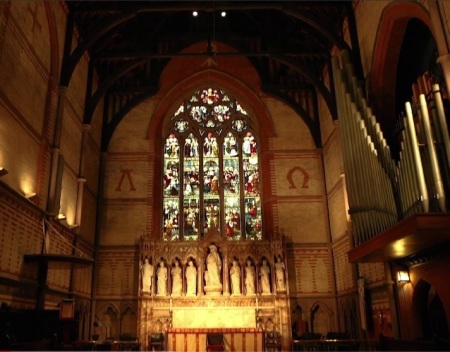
162, 88, 262, 241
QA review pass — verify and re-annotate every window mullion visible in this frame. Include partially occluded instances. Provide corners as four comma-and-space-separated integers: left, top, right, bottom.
238, 135, 246, 239
179, 147, 185, 240
199, 144, 205, 237
218, 137, 224, 236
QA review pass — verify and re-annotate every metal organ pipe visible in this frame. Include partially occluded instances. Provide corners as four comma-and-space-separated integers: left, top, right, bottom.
331, 49, 450, 244
419, 95, 447, 212
432, 84, 450, 181
331, 51, 398, 245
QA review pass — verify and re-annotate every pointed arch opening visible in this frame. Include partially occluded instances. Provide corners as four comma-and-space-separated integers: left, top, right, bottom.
162, 87, 262, 241
413, 279, 449, 339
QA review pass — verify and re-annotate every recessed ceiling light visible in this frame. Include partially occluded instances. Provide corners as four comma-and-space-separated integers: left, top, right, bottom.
193, 11, 198, 17
221, 11, 226, 17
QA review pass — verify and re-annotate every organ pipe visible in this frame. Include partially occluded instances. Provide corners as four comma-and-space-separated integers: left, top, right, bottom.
332, 50, 449, 244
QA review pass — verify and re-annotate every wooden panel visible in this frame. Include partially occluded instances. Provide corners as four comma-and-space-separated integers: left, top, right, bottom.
348, 214, 450, 263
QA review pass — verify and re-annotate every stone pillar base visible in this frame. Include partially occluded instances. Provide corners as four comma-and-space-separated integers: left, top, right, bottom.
204, 285, 222, 295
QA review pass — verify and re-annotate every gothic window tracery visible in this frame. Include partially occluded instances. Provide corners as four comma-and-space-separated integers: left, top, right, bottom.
162, 88, 262, 241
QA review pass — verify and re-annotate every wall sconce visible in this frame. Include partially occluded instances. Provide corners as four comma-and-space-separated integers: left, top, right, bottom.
56, 213, 66, 220
379, 310, 384, 326
0, 167, 8, 177
397, 269, 410, 283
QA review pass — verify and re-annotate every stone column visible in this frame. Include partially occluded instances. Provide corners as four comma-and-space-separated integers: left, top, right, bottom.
47, 86, 67, 215
241, 263, 245, 295
255, 265, 260, 295
223, 255, 229, 296
198, 259, 204, 296
75, 124, 90, 228
182, 264, 186, 296
428, 0, 450, 94
167, 261, 171, 296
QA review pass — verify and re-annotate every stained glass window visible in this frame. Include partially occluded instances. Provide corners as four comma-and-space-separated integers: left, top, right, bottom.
162, 88, 262, 241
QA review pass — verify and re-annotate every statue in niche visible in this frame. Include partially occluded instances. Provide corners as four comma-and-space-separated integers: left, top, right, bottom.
204, 244, 222, 291
245, 260, 256, 295
156, 260, 167, 296
171, 259, 182, 296
141, 256, 154, 294
260, 259, 271, 294
275, 256, 286, 291
185, 260, 197, 296
230, 260, 241, 295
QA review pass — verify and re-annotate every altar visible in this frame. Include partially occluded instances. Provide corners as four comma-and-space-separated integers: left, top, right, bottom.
172, 306, 256, 328
167, 328, 264, 352
137, 229, 292, 351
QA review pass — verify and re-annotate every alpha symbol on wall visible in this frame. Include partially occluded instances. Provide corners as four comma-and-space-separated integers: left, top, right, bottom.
287, 167, 309, 189
115, 169, 136, 191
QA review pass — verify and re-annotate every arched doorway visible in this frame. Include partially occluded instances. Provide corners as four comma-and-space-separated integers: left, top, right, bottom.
370, 2, 436, 157
413, 279, 449, 339
395, 19, 438, 120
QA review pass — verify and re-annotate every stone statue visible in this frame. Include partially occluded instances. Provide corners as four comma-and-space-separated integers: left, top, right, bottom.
245, 260, 255, 295
171, 259, 182, 296
141, 257, 153, 294
230, 260, 241, 295
205, 244, 222, 289
275, 256, 286, 291
260, 259, 271, 294
156, 260, 167, 296
186, 260, 197, 296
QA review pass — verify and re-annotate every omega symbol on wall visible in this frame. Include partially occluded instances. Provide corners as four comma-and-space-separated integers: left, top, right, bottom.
287, 166, 309, 189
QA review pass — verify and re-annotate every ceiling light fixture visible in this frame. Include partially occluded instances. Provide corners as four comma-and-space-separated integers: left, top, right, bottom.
193, 11, 198, 17
221, 11, 226, 17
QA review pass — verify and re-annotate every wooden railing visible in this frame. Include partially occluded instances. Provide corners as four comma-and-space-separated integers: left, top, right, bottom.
292, 338, 377, 351
71, 340, 140, 351
377, 334, 450, 351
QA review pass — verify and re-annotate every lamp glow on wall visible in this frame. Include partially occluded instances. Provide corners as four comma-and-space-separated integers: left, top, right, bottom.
25, 192, 37, 201
397, 269, 410, 283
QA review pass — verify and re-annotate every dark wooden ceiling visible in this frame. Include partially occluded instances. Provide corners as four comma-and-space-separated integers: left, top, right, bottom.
64, 1, 356, 149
